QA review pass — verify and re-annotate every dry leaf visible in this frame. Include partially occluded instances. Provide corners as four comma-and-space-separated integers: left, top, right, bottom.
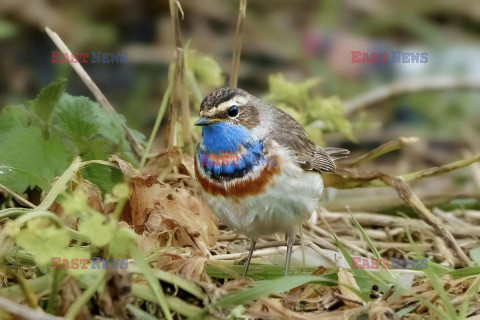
156, 248, 208, 282
247, 298, 315, 320
111, 155, 218, 250
337, 267, 362, 307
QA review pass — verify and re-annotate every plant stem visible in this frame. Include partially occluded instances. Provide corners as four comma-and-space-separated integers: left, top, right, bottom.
129, 243, 173, 320
141, 81, 173, 167
0, 182, 36, 208
131, 283, 202, 318
45, 268, 65, 314
229, 0, 247, 88
38, 157, 81, 210
346, 137, 419, 167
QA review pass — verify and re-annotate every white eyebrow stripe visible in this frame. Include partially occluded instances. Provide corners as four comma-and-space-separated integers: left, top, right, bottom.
217, 96, 248, 112
202, 95, 248, 117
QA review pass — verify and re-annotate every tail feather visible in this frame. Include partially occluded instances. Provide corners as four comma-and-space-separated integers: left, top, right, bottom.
324, 147, 350, 161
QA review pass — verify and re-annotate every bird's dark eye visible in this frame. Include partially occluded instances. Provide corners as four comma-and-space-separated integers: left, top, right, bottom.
227, 105, 239, 118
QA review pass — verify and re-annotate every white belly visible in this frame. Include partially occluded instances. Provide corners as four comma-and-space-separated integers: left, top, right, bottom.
200, 150, 323, 240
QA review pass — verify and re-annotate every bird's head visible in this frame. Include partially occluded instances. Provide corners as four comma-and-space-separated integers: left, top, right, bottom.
195, 87, 264, 153
195, 87, 260, 130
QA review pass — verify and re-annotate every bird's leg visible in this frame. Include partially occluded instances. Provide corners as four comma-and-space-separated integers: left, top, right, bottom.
285, 232, 295, 276
242, 240, 256, 278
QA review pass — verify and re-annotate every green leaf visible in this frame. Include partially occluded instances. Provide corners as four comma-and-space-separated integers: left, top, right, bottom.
187, 51, 224, 87
267, 73, 321, 107
0, 166, 50, 193
52, 94, 105, 150
51, 93, 135, 193
77, 213, 115, 247
28, 78, 67, 127
0, 105, 37, 133
126, 304, 157, 320
449, 266, 480, 279
109, 227, 136, 258
211, 275, 337, 307
0, 126, 72, 193
82, 163, 124, 195
15, 220, 89, 270
264, 73, 356, 143
308, 95, 356, 142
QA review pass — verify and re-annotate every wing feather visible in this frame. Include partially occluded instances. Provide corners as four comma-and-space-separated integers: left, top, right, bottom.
270, 107, 349, 173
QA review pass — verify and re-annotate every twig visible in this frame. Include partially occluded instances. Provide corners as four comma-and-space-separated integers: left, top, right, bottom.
325, 169, 472, 266
0, 182, 35, 208
322, 191, 480, 213
401, 153, 480, 184
463, 150, 480, 189
344, 76, 480, 115
169, 0, 183, 48
166, 0, 185, 150
0, 296, 63, 320
346, 137, 419, 167
326, 153, 480, 189
229, 0, 247, 88
379, 174, 472, 266
44, 27, 143, 159
178, 49, 193, 154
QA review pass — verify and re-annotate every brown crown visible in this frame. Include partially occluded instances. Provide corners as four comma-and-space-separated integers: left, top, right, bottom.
200, 87, 242, 111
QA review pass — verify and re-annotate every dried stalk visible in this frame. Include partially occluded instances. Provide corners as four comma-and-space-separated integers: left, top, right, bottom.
325, 167, 472, 266
229, 0, 247, 88
380, 174, 471, 266
326, 153, 480, 189
165, 0, 191, 152
346, 137, 419, 167
179, 49, 193, 155
169, 0, 183, 48
322, 191, 480, 213
44, 27, 142, 159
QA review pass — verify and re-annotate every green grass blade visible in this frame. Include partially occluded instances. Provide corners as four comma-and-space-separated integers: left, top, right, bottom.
129, 244, 173, 320
38, 157, 81, 210
131, 283, 202, 318
126, 304, 158, 320
129, 265, 205, 299
140, 76, 174, 167
211, 275, 337, 307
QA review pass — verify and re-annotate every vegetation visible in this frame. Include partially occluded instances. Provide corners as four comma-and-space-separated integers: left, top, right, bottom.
1, 1, 480, 319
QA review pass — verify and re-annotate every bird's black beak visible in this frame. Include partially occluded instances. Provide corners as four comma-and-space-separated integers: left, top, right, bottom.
194, 117, 217, 126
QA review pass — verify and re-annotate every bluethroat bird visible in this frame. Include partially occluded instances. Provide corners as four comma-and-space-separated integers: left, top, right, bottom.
194, 87, 349, 277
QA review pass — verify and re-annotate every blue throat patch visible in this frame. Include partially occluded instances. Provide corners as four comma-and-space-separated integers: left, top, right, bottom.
197, 122, 264, 179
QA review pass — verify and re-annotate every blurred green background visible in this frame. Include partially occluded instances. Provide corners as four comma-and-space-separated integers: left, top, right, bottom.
1, 0, 480, 208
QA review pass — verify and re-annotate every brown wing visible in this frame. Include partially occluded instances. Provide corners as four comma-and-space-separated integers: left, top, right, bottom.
270, 107, 349, 173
